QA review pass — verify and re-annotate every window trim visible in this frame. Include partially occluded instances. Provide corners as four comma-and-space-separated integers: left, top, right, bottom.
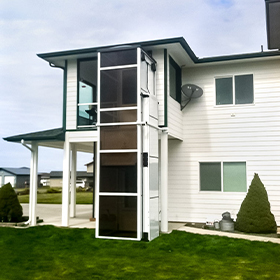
77, 57, 98, 128
215, 74, 254, 107
199, 161, 247, 193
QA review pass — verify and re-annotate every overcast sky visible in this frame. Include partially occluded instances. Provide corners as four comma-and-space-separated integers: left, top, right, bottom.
0, 0, 270, 172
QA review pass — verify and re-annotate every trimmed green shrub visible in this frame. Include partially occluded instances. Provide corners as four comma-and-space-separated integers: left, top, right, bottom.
46, 188, 61, 194
235, 173, 277, 233
0, 183, 23, 222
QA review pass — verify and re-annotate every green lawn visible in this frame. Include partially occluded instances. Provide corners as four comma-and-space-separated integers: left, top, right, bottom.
0, 227, 280, 279
17, 192, 93, 204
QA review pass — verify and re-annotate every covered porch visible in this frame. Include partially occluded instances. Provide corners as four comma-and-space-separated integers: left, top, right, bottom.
4, 127, 97, 227
4, 126, 170, 238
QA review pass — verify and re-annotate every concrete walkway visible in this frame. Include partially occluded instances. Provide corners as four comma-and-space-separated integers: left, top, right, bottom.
22, 204, 280, 244
21, 204, 95, 229
176, 224, 280, 244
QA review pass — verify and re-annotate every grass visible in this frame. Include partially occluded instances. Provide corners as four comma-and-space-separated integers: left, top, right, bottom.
0, 227, 280, 279
17, 192, 93, 204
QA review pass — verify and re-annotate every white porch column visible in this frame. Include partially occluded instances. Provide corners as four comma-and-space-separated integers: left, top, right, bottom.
70, 144, 77, 218
30, 142, 38, 226
160, 131, 168, 233
62, 132, 70, 226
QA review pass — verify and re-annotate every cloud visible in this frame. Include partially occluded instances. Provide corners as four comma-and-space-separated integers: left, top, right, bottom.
0, 0, 269, 171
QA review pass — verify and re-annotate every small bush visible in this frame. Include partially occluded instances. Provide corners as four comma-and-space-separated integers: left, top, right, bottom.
0, 183, 23, 222
17, 188, 30, 196
235, 173, 277, 233
46, 188, 62, 194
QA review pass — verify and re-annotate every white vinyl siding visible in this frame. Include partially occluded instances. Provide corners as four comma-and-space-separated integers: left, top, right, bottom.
167, 53, 183, 139
168, 96, 183, 139
152, 50, 165, 126
66, 60, 78, 130
168, 58, 280, 225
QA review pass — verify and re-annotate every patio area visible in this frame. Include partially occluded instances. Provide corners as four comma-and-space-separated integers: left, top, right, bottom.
21, 204, 280, 244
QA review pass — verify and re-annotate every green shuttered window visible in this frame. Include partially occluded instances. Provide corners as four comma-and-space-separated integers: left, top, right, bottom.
200, 162, 247, 192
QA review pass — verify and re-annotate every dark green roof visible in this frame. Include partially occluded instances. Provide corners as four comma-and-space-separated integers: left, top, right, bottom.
0, 167, 30, 176
37, 36, 280, 65
4, 128, 65, 143
37, 37, 198, 62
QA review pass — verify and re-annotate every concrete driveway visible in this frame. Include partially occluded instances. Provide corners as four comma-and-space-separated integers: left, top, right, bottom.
21, 204, 95, 229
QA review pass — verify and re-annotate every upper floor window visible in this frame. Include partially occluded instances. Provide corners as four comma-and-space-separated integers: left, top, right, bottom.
215, 74, 254, 106
169, 56, 181, 103
77, 59, 97, 127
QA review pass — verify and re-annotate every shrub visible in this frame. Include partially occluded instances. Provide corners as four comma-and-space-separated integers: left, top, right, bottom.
235, 173, 277, 233
17, 188, 30, 196
0, 183, 23, 222
46, 188, 62, 194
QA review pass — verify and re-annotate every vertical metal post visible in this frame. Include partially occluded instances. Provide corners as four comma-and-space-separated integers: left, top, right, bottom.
160, 131, 168, 233
92, 142, 96, 219
62, 132, 70, 226
70, 144, 77, 218
30, 142, 38, 226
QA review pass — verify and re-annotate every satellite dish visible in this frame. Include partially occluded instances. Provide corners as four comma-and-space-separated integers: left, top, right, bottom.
181, 84, 203, 110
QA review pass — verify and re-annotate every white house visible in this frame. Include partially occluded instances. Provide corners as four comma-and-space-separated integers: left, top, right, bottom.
4, 37, 280, 240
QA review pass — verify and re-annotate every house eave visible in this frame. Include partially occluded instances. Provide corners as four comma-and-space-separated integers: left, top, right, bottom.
3, 128, 65, 143
37, 37, 199, 67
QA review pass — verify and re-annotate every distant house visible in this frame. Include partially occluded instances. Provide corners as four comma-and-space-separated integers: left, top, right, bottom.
85, 161, 94, 173
0, 167, 31, 188
49, 171, 93, 188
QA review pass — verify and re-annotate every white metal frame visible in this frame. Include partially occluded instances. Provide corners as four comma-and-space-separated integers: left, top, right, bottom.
96, 48, 143, 240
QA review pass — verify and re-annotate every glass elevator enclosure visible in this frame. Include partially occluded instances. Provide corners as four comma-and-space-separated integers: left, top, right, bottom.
96, 47, 159, 240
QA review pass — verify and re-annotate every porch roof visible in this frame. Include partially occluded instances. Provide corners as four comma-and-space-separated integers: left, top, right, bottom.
3, 128, 65, 143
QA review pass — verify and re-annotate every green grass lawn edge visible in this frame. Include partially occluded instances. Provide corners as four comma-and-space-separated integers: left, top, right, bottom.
1, 226, 280, 280
17, 192, 93, 204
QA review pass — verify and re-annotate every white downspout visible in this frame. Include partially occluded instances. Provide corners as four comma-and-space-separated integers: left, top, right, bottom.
160, 131, 168, 233
70, 144, 77, 218
21, 140, 38, 226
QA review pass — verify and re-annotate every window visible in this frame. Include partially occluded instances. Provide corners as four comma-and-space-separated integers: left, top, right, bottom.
77, 59, 98, 127
169, 56, 181, 103
216, 74, 253, 105
200, 162, 247, 192
100, 68, 137, 108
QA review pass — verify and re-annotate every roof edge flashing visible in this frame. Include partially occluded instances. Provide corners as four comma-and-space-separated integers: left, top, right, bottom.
37, 37, 199, 63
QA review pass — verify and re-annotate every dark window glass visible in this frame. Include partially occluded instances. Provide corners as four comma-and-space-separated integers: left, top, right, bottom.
216, 77, 233, 105
100, 110, 137, 123
101, 49, 137, 67
99, 196, 137, 238
100, 153, 137, 193
100, 68, 137, 108
235, 74, 254, 104
169, 57, 181, 103
78, 105, 97, 126
78, 59, 97, 103
100, 125, 137, 150
200, 162, 221, 191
